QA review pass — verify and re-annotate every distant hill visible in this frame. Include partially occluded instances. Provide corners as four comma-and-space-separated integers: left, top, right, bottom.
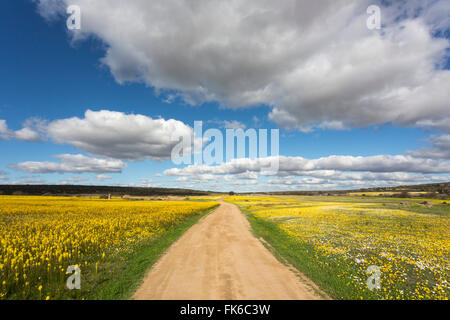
0, 185, 218, 196
0, 182, 448, 198
360, 182, 450, 193
250, 182, 450, 198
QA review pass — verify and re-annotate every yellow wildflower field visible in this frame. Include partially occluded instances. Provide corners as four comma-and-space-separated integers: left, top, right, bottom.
228, 195, 450, 300
0, 196, 217, 300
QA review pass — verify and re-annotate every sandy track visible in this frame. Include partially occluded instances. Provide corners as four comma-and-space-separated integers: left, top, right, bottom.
133, 201, 325, 300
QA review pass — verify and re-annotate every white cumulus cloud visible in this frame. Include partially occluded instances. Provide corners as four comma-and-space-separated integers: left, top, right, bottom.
165, 155, 450, 176
10, 154, 126, 174
34, 0, 450, 131
47, 110, 194, 161
0, 119, 42, 142
407, 134, 450, 160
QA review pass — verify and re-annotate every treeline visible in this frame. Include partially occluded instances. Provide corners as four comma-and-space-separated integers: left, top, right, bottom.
247, 182, 450, 197
360, 182, 450, 194
0, 185, 215, 196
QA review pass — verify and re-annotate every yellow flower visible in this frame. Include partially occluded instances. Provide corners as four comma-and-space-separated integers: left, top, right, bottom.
228, 195, 450, 300
0, 195, 218, 299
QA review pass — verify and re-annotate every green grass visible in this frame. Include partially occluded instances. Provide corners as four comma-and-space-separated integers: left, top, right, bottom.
241, 208, 380, 300
71, 205, 218, 300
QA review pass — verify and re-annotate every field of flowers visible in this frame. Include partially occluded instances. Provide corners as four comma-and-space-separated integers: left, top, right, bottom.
0, 196, 217, 300
228, 195, 449, 300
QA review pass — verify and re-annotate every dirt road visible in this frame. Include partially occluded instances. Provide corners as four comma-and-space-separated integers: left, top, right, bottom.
133, 201, 325, 300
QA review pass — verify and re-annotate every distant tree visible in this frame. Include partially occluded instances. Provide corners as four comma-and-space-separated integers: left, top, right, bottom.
398, 191, 410, 198
229, 191, 235, 195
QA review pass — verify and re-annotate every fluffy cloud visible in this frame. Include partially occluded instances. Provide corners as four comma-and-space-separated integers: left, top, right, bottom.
96, 174, 112, 181
407, 134, 450, 160
165, 155, 450, 176
164, 154, 450, 190
0, 120, 9, 140
0, 119, 42, 142
60, 176, 89, 184
13, 128, 41, 141
35, 0, 450, 131
10, 154, 126, 174
267, 172, 447, 184
235, 171, 259, 180
265, 177, 449, 191
47, 110, 194, 161
140, 178, 153, 186
0, 170, 8, 182
415, 118, 450, 133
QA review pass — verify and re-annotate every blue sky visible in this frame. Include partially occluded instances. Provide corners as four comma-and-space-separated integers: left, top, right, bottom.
1, 0, 449, 191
